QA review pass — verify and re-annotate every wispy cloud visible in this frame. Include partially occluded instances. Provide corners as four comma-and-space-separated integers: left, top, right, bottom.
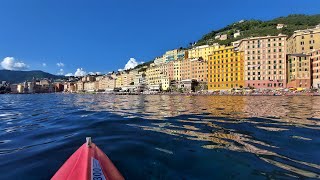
42, 63, 47, 67
0, 57, 29, 70
74, 68, 87, 77
57, 68, 64, 75
56, 62, 64, 67
88, 72, 102, 75
65, 68, 87, 77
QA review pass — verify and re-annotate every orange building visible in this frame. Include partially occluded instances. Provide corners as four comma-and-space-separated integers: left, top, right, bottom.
181, 58, 207, 82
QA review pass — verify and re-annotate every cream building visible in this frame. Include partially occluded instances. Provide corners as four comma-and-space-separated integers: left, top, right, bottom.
311, 49, 320, 89
287, 54, 312, 89
98, 76, 116, 91
146, 63, 170, 91
76, 81, 84, 92
287, 26, 320, 54
84, 81, 98, 92
17, 84, 24, 93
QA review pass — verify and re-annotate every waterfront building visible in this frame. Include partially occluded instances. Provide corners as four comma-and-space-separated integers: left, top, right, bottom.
84, 81, 98, 92
38, 79, 53, 93
17, 84, 24, 93
286, 54, 312, 89
208, 46, 244, 91
287, 25, 320, 54
76, 81, 84, 92
238, 34, 287, 89
10, 84, 18, 93
124, 70, 136, 87
173, 59, 182, 81
311, 49, 320, 89
23, 81, 28, 93
146, 64, 161, 86
64, 82, 76, 92
115, 73, 123, 88
167, 61, 174, 81
98, 76, 116, 91
27, 82, 35, 93
134, 71, 147, 92
69, 83, 76, 92
158, 63, 170, 90
54, 83, 64, 92
146, 63, 170, 91
181, 58, 208, 82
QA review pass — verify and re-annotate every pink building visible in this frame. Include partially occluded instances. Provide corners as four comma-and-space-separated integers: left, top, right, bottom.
238, 34, 287, 89
311, 49, 320, 89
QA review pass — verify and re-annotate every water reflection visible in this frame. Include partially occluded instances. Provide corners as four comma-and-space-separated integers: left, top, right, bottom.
74, 95, 320, 178
1, 94, 320, 179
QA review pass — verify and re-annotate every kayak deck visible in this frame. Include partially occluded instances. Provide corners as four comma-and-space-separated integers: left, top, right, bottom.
52, 137, 124, 180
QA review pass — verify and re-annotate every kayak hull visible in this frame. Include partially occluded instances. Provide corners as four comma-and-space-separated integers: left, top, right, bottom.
52, 141, 124, 180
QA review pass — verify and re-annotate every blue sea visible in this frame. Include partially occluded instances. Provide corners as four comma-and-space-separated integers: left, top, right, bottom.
0, 94, 319, 179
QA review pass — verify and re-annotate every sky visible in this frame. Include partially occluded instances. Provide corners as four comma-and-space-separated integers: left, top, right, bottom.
0, 0, 319, 76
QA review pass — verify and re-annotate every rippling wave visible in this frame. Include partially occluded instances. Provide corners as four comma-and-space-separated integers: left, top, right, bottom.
0, 94, 319, 179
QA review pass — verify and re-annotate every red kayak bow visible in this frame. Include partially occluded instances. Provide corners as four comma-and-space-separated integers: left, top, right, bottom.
52, 137, 124, 180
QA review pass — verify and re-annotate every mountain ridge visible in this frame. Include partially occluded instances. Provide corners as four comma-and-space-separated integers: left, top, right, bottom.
0, 69, 64, 83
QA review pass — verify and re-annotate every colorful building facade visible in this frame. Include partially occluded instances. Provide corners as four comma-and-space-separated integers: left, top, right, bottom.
181, 58, 207, 82
208, 46, 244, 91
287, 26, 320, 54
311, 49, 320, 89
287, 54, 312, 89
238, 35, 287, 89
187, 44, 220, 61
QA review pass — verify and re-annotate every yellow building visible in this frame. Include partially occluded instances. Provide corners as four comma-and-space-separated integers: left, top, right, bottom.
187, 44, 220, 61
146, 63, 170, 91
115, 73, 123, 88
173, 59, 182, 81
287, 25, 320, 54
146, 64, 161, 85
208, 46, 245, 91
122, 70, 136, 87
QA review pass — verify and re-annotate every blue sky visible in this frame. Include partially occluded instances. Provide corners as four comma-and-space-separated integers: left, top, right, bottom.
0, 0, 319, 75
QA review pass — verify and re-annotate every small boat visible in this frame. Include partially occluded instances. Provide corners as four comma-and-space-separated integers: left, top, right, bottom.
52, 137, 124, 180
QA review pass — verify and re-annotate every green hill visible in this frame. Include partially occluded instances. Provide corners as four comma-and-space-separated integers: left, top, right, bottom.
0, 70, 64, 83
196, 14, 320, 46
